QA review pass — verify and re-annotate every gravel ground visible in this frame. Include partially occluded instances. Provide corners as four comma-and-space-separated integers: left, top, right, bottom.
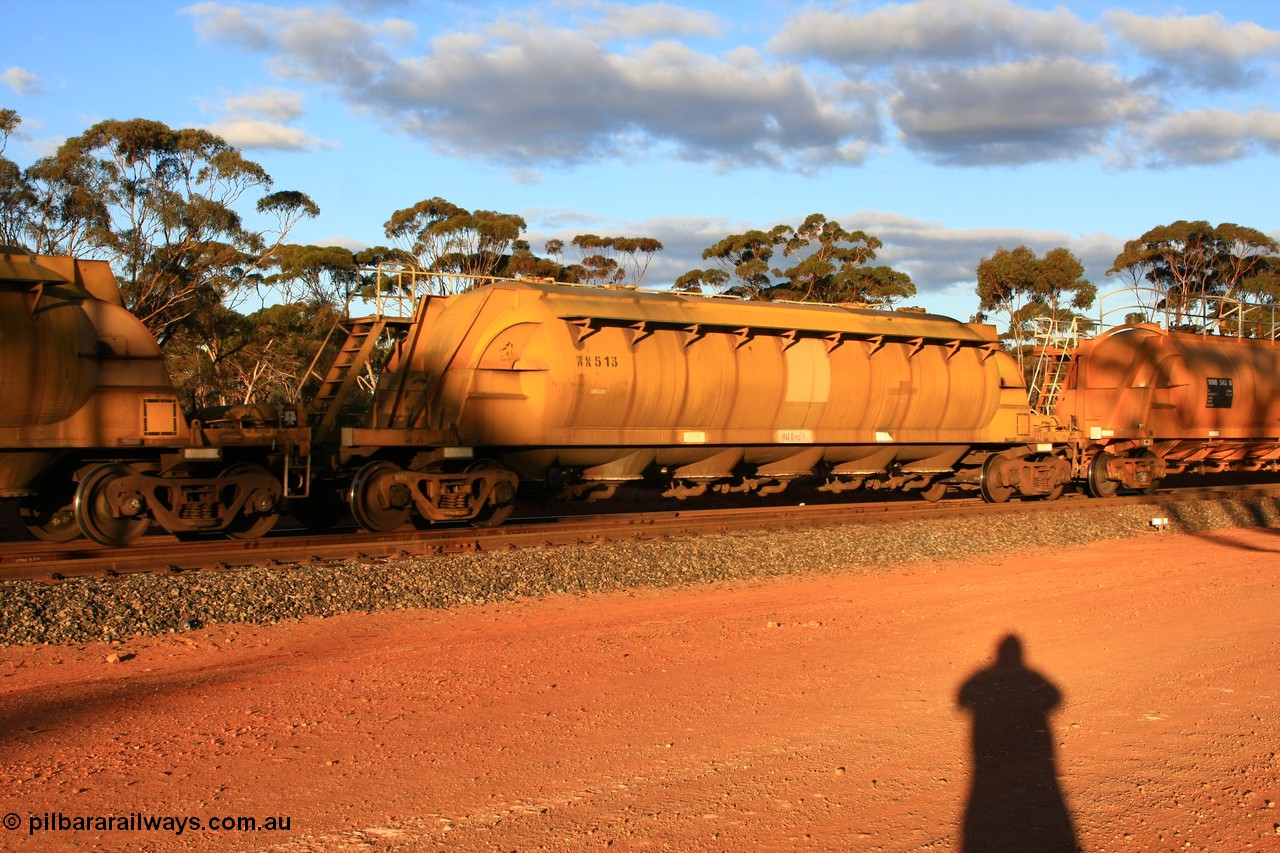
3, 494, 1277, 646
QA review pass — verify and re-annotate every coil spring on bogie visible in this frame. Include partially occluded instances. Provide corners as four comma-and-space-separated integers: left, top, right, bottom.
180, 503, 217, 520
438, 491, 469, 510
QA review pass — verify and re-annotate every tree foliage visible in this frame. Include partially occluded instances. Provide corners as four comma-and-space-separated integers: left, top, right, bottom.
700, 228, 785, 297
840, 265, 917, 305
673, 268, 730, 293
0, 109, 33, 246
166, 298, 341, 414
770, 214, 887, 303
260, 243, 360, 307
162, 243, 372, 412
6, 116, 319, 344
569, 234, 625, 285
383, 197, 526, 291
976, 245, 1096, 359
500, 240, 569, 281
2, 110, 107, 256
0, 109, 17, 149
1107, 220, 1279, 324
566, 234, 664, 286
695, 214, 914, 305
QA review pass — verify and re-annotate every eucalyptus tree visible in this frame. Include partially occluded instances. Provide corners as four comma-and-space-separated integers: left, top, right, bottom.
260, 243, 361, 308
1107, 221, 1279, 325
166, 298, 340, 412
570, 234, 625, 285
700, 228, 788, 297
19, 118, 319, 344
0, 109, 16, 152
0, 109, 33, 246
383, 197, 526, 291
613, 236, 663, 285
565, 234, 665, 286
840, 265, 917, 306
976, 245, 1096, 363
502, 240, 571, 281
696, 215, 909, 304
771, 214, 888, 303
673, 268, 730, 293
1, 110, 107, 256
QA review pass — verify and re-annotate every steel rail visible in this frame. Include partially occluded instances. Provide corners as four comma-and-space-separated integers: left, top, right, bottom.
3, 481, 1279, 584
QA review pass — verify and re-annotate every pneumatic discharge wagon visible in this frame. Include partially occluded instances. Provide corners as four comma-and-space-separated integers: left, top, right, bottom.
3, 245, 1277, 545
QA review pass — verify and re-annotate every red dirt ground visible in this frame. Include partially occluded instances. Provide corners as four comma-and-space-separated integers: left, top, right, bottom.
1, 525, 1278, 852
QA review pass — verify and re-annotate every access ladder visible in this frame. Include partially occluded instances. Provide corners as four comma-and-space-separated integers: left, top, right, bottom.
1027, 317, 1082, 416
300, 316, 416, 445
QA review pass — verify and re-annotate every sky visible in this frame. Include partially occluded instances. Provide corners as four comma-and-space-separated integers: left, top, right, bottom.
4, 0, 1280, 320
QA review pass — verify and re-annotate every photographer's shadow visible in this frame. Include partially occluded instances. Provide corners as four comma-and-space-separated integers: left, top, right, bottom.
957, 634, 1079, 852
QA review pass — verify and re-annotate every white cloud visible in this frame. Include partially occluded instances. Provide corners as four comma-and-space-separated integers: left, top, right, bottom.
207, 118, 325, 151
181, 1, 1280, 172
308, 233, 368, 251
1143, 108, 1280, 165
186, 3, 882, 169
523, 207, 610, 231
890, 59, 1156, 165
2, 66, 46, 97
186, 3, 407, 84
269, 8, 396, 85
584, 3, 722, 41
183, 2, 277, 51
338, 0, 412, 14
507, 168, 542, 186
1111, 11, 1280, 56
769, 0, 1106, 67
219, 88, 306, 122
1106, 9, 1280, 88
199, 86, 323, 150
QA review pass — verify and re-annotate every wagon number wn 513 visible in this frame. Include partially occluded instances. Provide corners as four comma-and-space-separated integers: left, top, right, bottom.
576, 354, 620, 368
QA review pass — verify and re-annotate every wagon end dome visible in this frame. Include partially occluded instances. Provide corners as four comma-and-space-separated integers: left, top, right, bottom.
0, 246, 70, 287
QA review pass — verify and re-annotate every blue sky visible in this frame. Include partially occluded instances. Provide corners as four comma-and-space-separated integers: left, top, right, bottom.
5, 0, 1280, 319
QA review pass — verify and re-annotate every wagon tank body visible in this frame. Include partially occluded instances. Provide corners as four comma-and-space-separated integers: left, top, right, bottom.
1050, 324, 1280, 492
0, 251, 183, 499
0, 248, 308, 544
349, 279, 1064, 513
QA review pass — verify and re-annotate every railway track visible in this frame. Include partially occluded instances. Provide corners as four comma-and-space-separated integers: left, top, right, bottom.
4, 481, 1279, 584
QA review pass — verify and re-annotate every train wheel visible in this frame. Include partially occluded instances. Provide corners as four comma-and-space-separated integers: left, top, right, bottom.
920, 481, 948, 503
471, 502, 514, 528
19, 483, 82, 542
348, 461, 411, 533
1086, 453, 1119, 498
468, 461, 517, 528
74, 464, 151, 546
979, 456, 1014, 503
221, 464, 280, 540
